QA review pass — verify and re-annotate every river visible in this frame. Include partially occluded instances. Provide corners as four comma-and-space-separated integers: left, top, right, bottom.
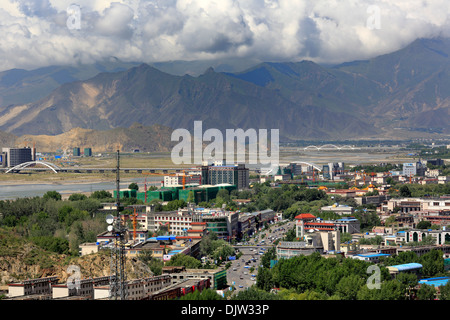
0, 177, 163, 201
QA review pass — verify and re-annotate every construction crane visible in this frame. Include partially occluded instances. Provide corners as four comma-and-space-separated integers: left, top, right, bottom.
132, 208, 138, 241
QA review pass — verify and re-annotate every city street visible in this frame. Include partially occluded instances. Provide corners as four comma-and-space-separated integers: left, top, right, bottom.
227, 219, 296, 292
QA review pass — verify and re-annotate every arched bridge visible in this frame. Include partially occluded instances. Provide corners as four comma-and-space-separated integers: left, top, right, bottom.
5, 161, 61, 173
303, 144, 359, 150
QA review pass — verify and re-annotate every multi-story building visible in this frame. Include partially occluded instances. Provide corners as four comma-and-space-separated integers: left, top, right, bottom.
1, 147, 35, 167
164, 267, 227, 290
73, 147, 81, 157
200, 163, 249, 189
276, 231, 340, 257
323, 162, 345, 180
164, 174, 201, 187
93, 275, 172, 300
403, 161, 425, 177
387, 197, 450, 214
52, 276, 111, 299
295, 213, 360, 238
192, 209, 239, 240
84, 147, 92, 157
8, 276, 59, 298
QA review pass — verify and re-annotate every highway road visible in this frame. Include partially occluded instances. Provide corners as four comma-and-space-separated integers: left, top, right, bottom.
227, 219, 296, 292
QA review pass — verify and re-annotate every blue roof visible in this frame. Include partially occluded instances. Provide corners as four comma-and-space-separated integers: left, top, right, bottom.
156, 235, 176, 241
419, 277, 450, 287
357, 253, 390, 258
389, 263, 423, 271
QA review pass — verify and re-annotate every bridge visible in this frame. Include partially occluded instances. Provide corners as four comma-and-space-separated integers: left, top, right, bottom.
290, 161, 322, 172
258, 161, 322, 176
1, 161, 187, 174
303, 144, 359, 151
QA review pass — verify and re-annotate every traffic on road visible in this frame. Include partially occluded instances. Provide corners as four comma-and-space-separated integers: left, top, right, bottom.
227, 219, 296, 292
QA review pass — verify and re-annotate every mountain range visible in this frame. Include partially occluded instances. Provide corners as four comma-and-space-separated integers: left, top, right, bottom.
0, 37, 448, 149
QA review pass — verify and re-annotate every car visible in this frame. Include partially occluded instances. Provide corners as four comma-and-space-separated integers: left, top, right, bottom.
239, 285, 243, 288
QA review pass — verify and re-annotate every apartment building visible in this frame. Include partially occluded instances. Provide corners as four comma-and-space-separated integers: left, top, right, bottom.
52, 276, 111, 299
8, 276, 58, 298
200, 163, 249, 189
93, 275, 172, 300
387, 198, 450, 213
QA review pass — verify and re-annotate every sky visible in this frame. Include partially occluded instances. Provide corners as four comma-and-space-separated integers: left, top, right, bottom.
0, 0, 448, 71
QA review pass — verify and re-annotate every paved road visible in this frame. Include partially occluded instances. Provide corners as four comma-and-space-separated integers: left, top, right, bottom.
227, 247, 263, 292
227, 219, 297, 292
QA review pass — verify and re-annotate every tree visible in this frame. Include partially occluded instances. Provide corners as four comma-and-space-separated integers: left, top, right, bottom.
68, 193, 87, 201
399, 185, 412, 197
216, 189, 230, 202
335, 275, 364, 300
179, 288, 224, 300
166, 254, 202, 269
416, 220, 431, 229
128, 182, 139, 191
138, 250, 164, 275
43, 191, 62, 201
90, 190, 112, 199
231, 286, 277, 300
417, 283, 436, 300
438, 281, 450, 300
256, 267, 274, 291
420, 249, 444, 277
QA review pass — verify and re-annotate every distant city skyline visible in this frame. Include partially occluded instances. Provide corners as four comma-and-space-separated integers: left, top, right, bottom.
0, 0, 448, 71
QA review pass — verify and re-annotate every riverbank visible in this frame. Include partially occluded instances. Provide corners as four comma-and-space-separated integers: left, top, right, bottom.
0, 172, 146, 186
0, 172, 164, 201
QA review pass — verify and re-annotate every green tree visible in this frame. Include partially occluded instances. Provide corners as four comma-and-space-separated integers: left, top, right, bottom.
417, 283, 436, 300
68, 193, 87, 201
438, 281, 450, 300
90, 190, 112, 199
216, 189, 230, 202
128, 182, 139, 190
43, 191, 62, 201
179, 288, 224, 300
231, 286, 277, 300
137, 250, 164, 275
399, 185, 412, 197
335, 275, 365, 300
416, 220, 432, 229
420, 249, 444, 277
166, 253, 202, 269
31, 236, 69, 254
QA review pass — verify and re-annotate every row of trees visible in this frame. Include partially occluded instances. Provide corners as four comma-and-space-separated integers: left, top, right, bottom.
250, 249, 448, 300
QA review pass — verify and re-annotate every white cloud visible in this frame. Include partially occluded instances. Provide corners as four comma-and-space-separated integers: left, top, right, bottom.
0, 0, 448, 70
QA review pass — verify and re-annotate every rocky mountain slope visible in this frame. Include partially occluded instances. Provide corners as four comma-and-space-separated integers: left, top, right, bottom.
0, 37, 448, 141
6, 123, 175, 153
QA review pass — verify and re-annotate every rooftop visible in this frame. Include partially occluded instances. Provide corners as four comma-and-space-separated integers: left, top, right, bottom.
295, 213, 316, 220
387, 263, 423, 271
419, 277, 450, 287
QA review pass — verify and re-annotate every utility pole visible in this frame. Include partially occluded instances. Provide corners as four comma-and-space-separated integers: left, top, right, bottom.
109, 150, 128, 300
